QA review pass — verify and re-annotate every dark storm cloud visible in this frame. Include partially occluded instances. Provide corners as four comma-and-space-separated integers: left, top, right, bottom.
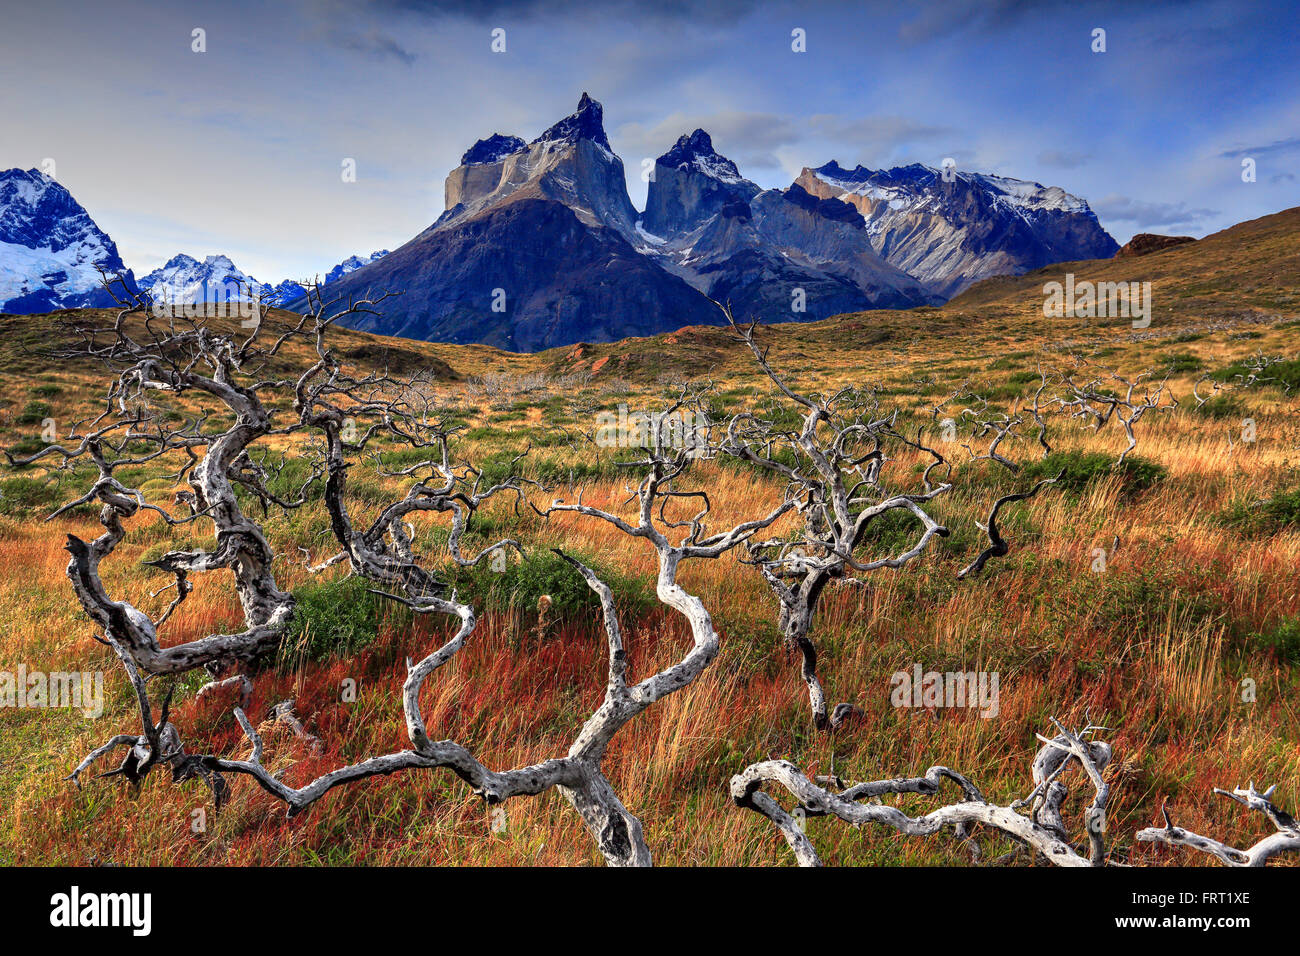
3, 0, 1295, 273
1218, 138, 1300, 159
329, 28, 418, 64
1038, 150, 1092, 169
1092, 195, 1219, 231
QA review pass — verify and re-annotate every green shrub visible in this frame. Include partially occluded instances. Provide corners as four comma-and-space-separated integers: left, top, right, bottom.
5, 436, 47, 457
1022, 450, 1165, 495
1251, 618, 1300, 664
859, 505, 940, 557
29, 383, 63, 397
264, 455, 325, 503
0, 476, 60, 514
1212, 358, 1300, 392
1218, 486, 1300, 535
979, 371, 1039, 401
285, 575, 401, 661
15, 400, 53, 425
1191, 393, 1247, 420
1160, 352, 1204, 374
450, 547, 654, 623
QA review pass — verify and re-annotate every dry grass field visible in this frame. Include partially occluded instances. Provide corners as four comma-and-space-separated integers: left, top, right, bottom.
1, 208, 1298, 866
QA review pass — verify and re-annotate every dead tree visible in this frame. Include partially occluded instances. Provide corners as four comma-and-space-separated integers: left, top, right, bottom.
1061, 367, 1176, 465
1137, 784, 1300, 866
1193, 349, 1293, 408
521, 395, 792, 860
731, 718, 1113, 866
7, 281, 348, 682
1192, 373, 1226, 408
957, 396, 1023, 473
12, 279, 399, 796
1223, 349, 1292, 394
18, 285, 791, 865
956, 472, 1062, 579
929, 384, 1065, 580
720, 308, 951, 730
1028, 366, 1062, 458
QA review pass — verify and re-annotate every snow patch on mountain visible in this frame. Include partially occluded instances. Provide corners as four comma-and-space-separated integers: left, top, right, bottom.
137, 253, 261, 303
812, 162, 1091, 218
658, 130, 753, 187
136, 250, 392, 307
634, 221, 667, 245
324, 249, 390, 284
0, 168, 135, 312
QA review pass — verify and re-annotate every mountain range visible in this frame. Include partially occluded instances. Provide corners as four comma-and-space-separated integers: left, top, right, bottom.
3, 94, 1119, 349
796, 162, 1119, 297
292, 93, 1116, 349
136, 249, 390, 307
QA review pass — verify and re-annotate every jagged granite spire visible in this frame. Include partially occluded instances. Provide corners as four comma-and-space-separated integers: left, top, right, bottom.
532, 92, 610, 150
658, 129, 741, 181
641, 129, 758, 237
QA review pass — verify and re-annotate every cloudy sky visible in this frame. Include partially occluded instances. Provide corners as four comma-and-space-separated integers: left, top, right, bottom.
2, 0, 1297, 282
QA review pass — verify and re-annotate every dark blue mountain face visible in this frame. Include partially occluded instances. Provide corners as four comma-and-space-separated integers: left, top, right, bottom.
781, 184, 864, 227
1, 167, 135, 312
814, 161, 938, 189
461, 134, 526, 166
658, 129, 742, 179
532, 91, 611, 150
0, 169, 123, 259
330, 197, 722, 351
641, 129, 760, 237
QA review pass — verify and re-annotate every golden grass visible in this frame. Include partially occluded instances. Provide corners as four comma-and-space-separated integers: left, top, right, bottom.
0, 293, 1298, 866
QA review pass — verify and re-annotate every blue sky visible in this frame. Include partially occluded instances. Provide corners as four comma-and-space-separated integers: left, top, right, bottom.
2, 0, 1297, 282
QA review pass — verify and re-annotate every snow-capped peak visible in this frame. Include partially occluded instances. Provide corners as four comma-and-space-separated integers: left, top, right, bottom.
137, 253, 262, 303
323, 249, 390, 284
1, 167, 135, 313
134, 249, 393, 308
658, 129, 752, 186
811, 161, 1090, 214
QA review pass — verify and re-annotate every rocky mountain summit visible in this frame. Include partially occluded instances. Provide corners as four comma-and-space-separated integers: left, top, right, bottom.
5, 98, 1121, 350
312, 94, 724, 349
796, 162, 1118, 297
137, 251, 391, 307
0, 168, 135, 313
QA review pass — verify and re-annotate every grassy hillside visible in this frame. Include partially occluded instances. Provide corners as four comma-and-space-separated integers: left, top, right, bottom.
1, 208, 1298, 866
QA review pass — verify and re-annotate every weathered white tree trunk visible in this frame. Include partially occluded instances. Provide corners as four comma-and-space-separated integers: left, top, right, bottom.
732, 720, 1113, 867
1137, 784, 1300, 866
